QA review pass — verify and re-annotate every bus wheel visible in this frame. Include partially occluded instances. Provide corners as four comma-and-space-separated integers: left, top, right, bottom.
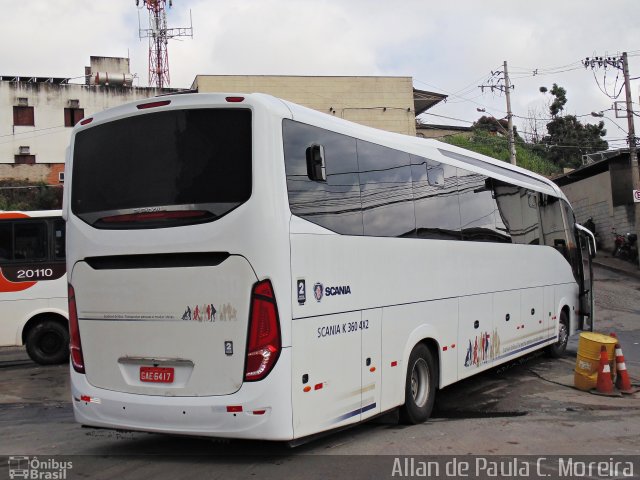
400, 343, 437, 424
25, 319, 69, 365
546, 311, 569, 358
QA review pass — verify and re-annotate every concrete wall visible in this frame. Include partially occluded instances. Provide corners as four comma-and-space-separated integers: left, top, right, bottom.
0, 80, 168, 169
416, 126, 472, 139
560, 170, 636, 252
89, 56, 130, 75
0, 163, 64, 185
192, 75, 417, 136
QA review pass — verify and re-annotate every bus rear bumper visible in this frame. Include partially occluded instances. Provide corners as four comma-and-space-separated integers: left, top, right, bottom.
70, 348, 293, 441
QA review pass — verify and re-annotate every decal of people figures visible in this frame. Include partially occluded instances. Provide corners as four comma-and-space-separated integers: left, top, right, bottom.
464, 328, 500, 368
182, 304, 217, 322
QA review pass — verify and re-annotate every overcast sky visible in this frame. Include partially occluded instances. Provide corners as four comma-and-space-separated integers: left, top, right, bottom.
2, 0, 639, 147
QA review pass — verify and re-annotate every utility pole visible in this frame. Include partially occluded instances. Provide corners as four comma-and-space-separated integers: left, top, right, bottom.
584, 52, 640, 268
503, 61, 517, 165
622, 52, 640, 268
478, 61, 517, 165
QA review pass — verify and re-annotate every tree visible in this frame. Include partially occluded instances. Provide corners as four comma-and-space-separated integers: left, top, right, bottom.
473, 115, 508, 134
548, 83, 567, 117
0, 180, 63, 211
540, 84, 608, 169
473, 115, 520, 139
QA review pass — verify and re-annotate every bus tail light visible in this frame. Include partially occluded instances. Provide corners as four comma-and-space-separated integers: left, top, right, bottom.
136, 100, 171, 110
245, 280, 281, 382
68, 284, 85, 374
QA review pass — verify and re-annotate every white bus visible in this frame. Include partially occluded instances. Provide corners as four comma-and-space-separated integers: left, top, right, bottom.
64, 93, 595, 442
0, 210, 69, 364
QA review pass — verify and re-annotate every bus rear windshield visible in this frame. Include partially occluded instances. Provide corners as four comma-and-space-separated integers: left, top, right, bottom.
71, 108, 252, 229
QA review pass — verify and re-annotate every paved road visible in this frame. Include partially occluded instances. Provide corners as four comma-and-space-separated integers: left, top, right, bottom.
590, 266, 640, 366
0, 265, 638, 479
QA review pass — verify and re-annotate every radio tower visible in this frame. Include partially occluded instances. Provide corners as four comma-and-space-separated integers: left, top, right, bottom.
136, 0, 193, 88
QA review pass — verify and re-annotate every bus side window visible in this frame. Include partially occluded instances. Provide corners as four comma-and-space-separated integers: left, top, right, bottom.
14, 222, 47, 261
411, 155, 462, 241
523, 190, 540, 245
357, 140, 415, 238
493, 182, 541, 245
54, 219, 66, 260
0, 223, 12, 260
560, 200, 581, 282
457, 169, 508, 242
284, 119, 363, 236
539, 194, 568, 256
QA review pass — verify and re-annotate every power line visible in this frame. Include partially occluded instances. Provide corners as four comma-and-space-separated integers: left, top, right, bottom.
414, 77, 507, 116
510, 59, 583, 73
421, 112, 474, 124
510, 66, 584, 80
513, 106, 620, 122
591, 69, 624, 100
0, 124, 66, 139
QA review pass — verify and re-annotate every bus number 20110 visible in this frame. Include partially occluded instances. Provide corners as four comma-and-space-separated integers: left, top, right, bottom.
17, 268, 54, 280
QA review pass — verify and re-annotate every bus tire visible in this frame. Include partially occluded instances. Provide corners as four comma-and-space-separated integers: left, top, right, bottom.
400, 343, 437, 424
546, 311, 569, 358
25, 318, 69, 365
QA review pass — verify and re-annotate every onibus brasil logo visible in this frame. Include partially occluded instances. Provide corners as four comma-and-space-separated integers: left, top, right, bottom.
8, 456, 72, 479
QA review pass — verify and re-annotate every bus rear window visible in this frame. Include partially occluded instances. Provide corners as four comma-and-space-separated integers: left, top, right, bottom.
71, 108, 252, 228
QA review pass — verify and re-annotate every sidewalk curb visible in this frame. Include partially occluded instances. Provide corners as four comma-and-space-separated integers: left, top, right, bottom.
592, 258, 640, 281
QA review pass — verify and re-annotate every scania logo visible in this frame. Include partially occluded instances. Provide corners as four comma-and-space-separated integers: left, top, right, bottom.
313, 283, 324, 302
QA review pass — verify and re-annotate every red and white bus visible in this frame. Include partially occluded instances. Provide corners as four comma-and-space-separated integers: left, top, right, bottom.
0, 210, 68, 364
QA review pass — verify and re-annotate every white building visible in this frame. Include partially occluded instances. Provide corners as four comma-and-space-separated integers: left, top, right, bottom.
1, 57, 446, 186
0, 56, 170, 184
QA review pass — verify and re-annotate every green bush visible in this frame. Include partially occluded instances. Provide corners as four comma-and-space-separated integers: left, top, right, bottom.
0, 179, 63, 211
441, 131, 561, 177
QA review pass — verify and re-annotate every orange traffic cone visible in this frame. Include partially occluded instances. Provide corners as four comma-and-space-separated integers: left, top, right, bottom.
614, 343, 638, 394
591, 345, 620, 396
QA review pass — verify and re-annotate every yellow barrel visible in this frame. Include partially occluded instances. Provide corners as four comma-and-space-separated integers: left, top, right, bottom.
574, 332, 617, 391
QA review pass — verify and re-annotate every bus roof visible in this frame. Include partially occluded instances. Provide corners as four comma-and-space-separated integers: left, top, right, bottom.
0, 210, 62, 219
279, 96, 566, 201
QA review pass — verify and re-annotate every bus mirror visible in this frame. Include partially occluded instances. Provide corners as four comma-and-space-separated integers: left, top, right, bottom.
306, 144, 327, 182
588, 236, 597, 258
576, 224, 597, 258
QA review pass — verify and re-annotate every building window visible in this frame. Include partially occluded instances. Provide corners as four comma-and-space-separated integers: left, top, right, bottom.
13, 106, 34, 126
64, 108, 85, 127
14, 154, 36, 164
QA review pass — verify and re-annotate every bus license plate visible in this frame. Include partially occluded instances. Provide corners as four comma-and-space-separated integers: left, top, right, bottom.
140, 366, 174, 383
